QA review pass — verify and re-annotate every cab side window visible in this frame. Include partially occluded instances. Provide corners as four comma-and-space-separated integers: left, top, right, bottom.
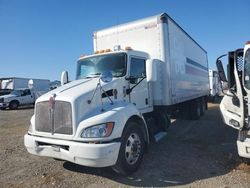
130, 58, 146, 78
22, 89, 31, 96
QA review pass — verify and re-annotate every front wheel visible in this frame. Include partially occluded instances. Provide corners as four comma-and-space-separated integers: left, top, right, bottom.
9, 101, 19, 110
112, 121, 145, 175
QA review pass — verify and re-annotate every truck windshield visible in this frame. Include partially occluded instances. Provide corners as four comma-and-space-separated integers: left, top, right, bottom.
76, 53, 126, 80
244, 49, 250, 90
10, 90, 23, 96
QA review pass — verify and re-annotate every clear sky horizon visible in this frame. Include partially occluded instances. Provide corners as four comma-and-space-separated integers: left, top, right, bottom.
0, 0, 249, 81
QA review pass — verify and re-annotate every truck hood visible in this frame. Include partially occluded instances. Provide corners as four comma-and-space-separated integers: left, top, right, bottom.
0, 94, 17, 99
37, 78, 99, 103
32, 77, 126, 139
36, 77, 123, 104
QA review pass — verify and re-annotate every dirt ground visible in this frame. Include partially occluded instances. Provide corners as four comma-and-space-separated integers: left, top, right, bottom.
0, 103, 250, 188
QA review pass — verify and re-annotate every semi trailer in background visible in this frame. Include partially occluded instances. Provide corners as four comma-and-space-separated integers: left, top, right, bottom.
216, 41, 250, 162
24, 13, 209, 174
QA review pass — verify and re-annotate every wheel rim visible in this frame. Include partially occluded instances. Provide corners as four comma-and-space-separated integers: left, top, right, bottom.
10, 102, 17, 109
125, 132, 141, 165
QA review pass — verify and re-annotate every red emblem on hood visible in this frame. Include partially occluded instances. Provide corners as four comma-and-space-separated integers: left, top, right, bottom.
49, 94, 56, 108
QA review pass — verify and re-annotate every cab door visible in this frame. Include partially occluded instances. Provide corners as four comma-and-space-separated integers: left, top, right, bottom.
243, 45, 250, 129
219, 49, 245, 130
20, 89, 34, 105
128, 57, 150, 112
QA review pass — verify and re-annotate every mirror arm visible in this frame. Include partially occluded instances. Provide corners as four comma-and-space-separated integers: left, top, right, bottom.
126, 77, 146, 95
217, 54, 227, 61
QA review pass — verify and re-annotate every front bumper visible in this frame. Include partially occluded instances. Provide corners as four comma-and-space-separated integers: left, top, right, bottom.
237, 137, 250, 159
24, 134, 121, 167
0, 102, 8, 108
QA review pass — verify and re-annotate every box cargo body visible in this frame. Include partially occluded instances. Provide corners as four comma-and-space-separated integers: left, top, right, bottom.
1, 78, 29, 90
94, 13, 209, 106
0, 77, 50, 91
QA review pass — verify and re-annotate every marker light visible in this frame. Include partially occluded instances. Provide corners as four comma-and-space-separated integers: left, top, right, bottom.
100, 50, 105, 53
113, 45, 121, 51
105, 49, 111, 52
229, 119, 240, 127
94, 51, 100, 54
125, 46, 132, 50
246, 41, 250, 45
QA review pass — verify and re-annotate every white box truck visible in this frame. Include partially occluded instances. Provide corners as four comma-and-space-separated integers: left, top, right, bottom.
24, 13, 209, 174
216, 41, 250, 163
0, 77, 50, 91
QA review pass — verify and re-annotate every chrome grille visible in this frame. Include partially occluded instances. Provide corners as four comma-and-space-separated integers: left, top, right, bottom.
35, 101, 73, 135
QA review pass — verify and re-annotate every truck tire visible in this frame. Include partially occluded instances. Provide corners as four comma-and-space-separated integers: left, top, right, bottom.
200, 98, 206, 116
190, 99, 201, 120
9, 101, 19, 110
112, 121, 145, 175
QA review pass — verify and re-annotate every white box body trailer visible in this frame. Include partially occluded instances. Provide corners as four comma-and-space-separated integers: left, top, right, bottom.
1, 78, 29, 90
94, 14, 209, 105
0, 77, 50, 91
24, 13, 209, 174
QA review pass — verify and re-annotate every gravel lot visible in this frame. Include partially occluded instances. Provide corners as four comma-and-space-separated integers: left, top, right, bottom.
0, 103, 250, 188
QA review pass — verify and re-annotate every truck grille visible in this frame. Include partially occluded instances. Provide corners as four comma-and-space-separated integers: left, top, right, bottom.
35, 101, 73, 135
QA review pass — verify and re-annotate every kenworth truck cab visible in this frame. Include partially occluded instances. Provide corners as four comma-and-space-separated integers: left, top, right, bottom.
24, 13, 209, 174
216, 41, 250, 161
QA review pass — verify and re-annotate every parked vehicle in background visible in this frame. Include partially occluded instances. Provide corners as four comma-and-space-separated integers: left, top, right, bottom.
216, 41, 250, 162
0, 79, 50, 110
0, 77, 50, 96
24, 13, 209, 174
0, 77, 49, 90
208, 69, 222, 102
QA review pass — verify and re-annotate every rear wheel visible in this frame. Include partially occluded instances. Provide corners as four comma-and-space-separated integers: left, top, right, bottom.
190, 99, 201, 120
200, 98, 206, 116
9, 101, 19, 110
112, 121, 145, 175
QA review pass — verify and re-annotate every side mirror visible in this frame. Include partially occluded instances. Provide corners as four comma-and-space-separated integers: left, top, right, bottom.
146, 59, 157, 82
61, 71, 69, 86
100, 71, 113, 83
216, 59, 227, 82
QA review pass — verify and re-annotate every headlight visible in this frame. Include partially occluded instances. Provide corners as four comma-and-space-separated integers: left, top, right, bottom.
0, 98, 4, 103
81, 122, 114, 138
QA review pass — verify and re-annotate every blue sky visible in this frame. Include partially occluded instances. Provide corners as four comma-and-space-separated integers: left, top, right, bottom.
0, 0, 249, 81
